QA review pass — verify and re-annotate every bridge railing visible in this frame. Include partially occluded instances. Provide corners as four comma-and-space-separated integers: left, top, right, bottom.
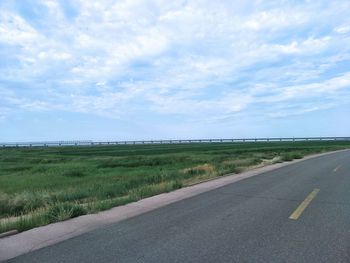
1, 137, 350, 148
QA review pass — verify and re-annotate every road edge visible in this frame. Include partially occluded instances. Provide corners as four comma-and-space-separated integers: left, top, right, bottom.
1, 148, 349, 262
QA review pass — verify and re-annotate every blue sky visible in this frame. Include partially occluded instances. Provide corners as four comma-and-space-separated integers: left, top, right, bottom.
0, 0, 350, 142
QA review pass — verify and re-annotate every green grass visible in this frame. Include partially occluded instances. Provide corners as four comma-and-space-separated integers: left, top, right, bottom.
0, 140, 349, 233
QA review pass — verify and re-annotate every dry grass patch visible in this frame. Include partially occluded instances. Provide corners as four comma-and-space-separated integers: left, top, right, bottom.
181, 164, 217, 185
182, 164, 215, 175
239, 156, 282, 172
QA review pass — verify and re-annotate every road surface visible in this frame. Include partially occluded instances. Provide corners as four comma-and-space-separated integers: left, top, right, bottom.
7, 150, 350, 262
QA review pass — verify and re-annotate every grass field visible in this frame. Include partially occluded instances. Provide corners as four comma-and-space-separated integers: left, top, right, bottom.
1, 141, 349, 234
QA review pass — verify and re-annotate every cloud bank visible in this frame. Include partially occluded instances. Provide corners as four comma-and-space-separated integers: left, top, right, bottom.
0, 0, 350, 140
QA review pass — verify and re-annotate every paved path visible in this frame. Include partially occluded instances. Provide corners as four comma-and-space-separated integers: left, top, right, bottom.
5, 150, 350, 262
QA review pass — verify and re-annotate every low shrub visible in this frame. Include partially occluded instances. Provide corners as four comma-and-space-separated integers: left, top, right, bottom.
281, 152, 303, 161
45, 203, 87, 223
218, 163, 239, 175
183, 164, 215, 176
97, 156, 190, 168
62, 170, 87, 177
0, 212, 48, 233
0, 191, 51, 217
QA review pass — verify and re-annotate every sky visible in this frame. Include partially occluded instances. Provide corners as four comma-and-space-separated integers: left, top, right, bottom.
0, 0, 350, 142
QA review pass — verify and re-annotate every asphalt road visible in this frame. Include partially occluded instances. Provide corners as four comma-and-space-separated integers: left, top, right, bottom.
7, 150, 350, 263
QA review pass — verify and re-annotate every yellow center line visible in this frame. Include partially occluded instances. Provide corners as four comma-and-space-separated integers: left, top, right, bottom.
333, 165, 341, 173
289, 188, 320, 220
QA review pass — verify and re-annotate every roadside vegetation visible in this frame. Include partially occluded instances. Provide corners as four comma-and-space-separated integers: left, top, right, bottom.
1, 141, 349, 234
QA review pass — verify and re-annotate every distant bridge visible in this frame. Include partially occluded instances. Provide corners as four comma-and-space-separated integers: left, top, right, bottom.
1, 137, 350, 148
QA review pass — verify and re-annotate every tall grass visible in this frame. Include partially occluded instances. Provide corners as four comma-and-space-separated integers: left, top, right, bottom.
0, 141, 349, 233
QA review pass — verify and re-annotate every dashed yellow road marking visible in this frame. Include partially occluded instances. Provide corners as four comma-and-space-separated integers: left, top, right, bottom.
333, 165, 341, 173
289, 189, 320, 220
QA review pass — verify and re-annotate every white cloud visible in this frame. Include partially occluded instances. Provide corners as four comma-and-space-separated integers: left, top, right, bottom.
0, 11, 39, 44
276, 37, 331, 55
265, 72, 350, 103
0, 0, 350, 124
335, 25, 350, 34
243, 9, 307, 31
268, 105, 329, 118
